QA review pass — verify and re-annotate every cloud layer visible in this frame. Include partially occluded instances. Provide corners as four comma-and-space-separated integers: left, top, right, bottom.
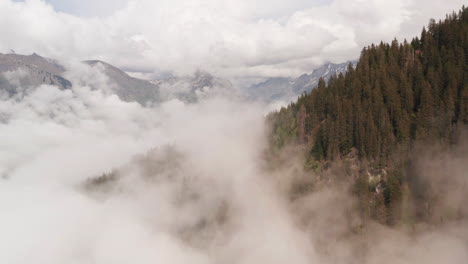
1, 0, 465, 78
1, 58, 468, 263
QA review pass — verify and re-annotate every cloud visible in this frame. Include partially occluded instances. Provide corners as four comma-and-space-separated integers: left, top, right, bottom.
0, 61, 272, 263
44, 0, 129, 17
1, 0, 465, 78
0, 58, 468, 263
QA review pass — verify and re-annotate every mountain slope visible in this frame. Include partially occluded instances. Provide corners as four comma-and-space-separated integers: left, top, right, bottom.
0, 54, 161, 104
0, 53, 355, 105
84, 60, 160, 105
249, 61, 356, 102
151, 70, 235, 102
0, 53, 71, 96
268, 6, 468, 226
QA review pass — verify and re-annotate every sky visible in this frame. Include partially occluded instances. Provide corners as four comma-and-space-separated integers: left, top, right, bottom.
3, 0, 466, 78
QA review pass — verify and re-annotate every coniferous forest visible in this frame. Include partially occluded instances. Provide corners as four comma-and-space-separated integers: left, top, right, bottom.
267, 6, 468, 226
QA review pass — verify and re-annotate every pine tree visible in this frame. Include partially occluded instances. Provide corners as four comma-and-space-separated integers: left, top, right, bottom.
296, 104, 307, 143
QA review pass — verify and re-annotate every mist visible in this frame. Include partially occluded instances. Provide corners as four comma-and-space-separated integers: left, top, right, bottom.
0, 60, 467, 264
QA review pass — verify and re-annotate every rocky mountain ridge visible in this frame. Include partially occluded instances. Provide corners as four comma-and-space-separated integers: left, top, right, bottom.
248, 61, 356, 102
0, 52, 356, 105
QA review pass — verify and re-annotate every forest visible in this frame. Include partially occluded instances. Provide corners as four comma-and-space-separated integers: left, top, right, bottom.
267, 6, 468, 226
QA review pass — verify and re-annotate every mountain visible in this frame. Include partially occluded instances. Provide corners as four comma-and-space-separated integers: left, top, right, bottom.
0, 52, 71, 96
151, 70, 235, 102
294, 61, 355, 93
152, 62, 356, 103
0, 53, 236, 105
248, 61, 356, 102
0, 53, 160, 104
267, 6, 468, 226
84, 60, 160, 105
0, 53, 356, 105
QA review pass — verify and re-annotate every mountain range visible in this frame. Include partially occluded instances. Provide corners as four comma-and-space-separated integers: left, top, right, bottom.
0, 52, 356, 104
150, 70, 236, 103
248, 61, 356, 102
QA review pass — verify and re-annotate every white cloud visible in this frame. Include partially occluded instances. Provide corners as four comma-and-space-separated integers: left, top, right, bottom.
1, 0, 465, 78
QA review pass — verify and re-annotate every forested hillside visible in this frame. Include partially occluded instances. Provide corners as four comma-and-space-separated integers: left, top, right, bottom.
267, 6, 468, 225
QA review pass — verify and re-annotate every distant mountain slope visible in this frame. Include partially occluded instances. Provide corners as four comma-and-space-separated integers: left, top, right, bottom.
84, 60, 160, 105
0, 53, 235, 105
249, 61, 356, 102
151, 70, 235, 102
0, 53, 71, 95
0, 54, 160, 104
0, 53, 354, 105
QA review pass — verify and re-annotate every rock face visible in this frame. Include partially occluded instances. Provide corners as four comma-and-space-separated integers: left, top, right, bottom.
0, 53, 71, 95
84, 60, 160, 105
248, 61, 357, 102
